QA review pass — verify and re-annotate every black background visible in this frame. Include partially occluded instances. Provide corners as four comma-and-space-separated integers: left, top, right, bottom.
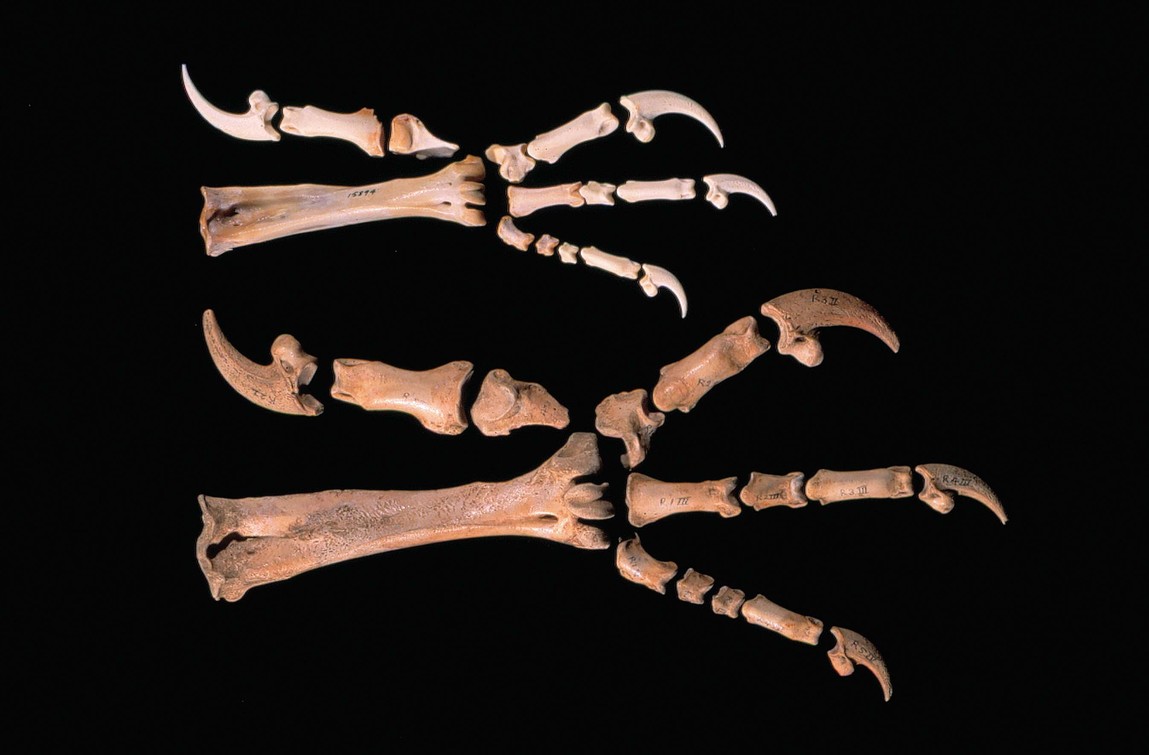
13, 6, 1138, 747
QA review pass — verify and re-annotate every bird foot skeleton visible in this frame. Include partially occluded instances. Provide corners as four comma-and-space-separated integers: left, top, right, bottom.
186, 67, 1006, 702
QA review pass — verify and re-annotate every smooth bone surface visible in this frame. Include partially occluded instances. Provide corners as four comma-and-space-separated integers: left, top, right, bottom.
637, 264, 688, 318
619, 90, 724, 147
198, 433, 612, 601
579, 246, 641, 279
578, 181, 617, 205
279, 105, 384, 156
616, 178, 697, 203
711, 586, 746, 618
740, 472, 808, 511
615, 536, 677, 594
181, 64, 279, 142
806, 467, 914, 505
760, 288, 900, 367
702, 174, 777, 215
470, 369, 570, 436
506, 183, 585, 218
557, 242, 579, 264
652, 316, 770, 413
741, 594, 824, 645
200, 155, 486, 256
594, 389, 665, 469
626, 473, 741, 527
535, 234, 559, 257
828, 626, 893, 701
484, 143, 536, 183
497, 215, 535, 251
677, 568, 716, 604
330, 358, 473, 435
916, 463, 1007, 524
526, 103, 619, 164
388, 114, 459, 159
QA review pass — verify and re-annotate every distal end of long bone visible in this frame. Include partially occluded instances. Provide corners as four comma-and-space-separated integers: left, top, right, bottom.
828, 626, 893, 701
760, 288, 900, 367
182, 64, 280, 142
638, 264, 688, 318
619, 90, 724, 147
703, 174, 777, 215
915, 463, 1007, 524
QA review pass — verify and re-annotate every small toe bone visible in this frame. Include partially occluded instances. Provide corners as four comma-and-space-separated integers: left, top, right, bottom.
760, 288, 900, 367
388, 114, 460, 159
619, 90, 724, 147
615, 535, 677, 594
806, 467, 914, 505
470, 368, 570, 436
741, 594, 824, 646
625, 473, 741, 527
594, 389, 665, 469
616, 178, 697, 203
181, 64, 280, 142
711, 586, 747, 618
740, 472, 808, 510
916, 463, 1007, 524
702, 174, 777, 215
497, 216, 535, 251
579, 246, 641, 279
676, 568, 716, 604
638, 264, 688, 318
278, 105, 384, 156
330, 358, 473, 435
484, 143, 536, 183
507, 183, 585, 218
527, 102, 619, 164
578, 181, 617, 205
535, 234, 559, 257
652, 316, 771, 413
558, 242, 580, 264
828, 626, 893, 701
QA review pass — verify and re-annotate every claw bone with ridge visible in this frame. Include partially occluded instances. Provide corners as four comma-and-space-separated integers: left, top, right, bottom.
181, 64, 280, 142
760, 288, 900, 367
594, 389, 665, 469
740, 472, 808, 511
741, 594, 824, 646
676, 568, 716, 604
711, 586, 747, 618
638, 264, 688, 318
828, 626, 893, 701
470, 369, 570, 436
619, 90, 724, 147
652, 316, 771, 413
497, 215, 535, 251
526, 103, 619, 164
806, 467, 914, 505
330, 358, 473, 435
388, 114, 459, 159
916, 463, 1007, 524
278, 105, 384, 156
506, 182, 585, 218
625, 473, 741, 527
579, 246, 641, 279
484, 143, 536, 183
615, 535, 677, 594
702, 174, 777, 215
617, 178, 697, 203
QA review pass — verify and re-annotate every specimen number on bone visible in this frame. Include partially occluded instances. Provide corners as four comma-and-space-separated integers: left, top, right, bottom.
484, 143, 536, 183
278, 105, 385, 156
625, 473, 741, 527
388, 114, 459, 159
526, 103, 618, 164
828, 626, 893, 702
619, 90, 725, 147
702, 174, 777, 216
496, 216, 535, 251
201, 309, 322, 416
806, 467, 915, 505
916, 463, 1008, 524
578, 181, 617, 205
181, 65, 280, 142
711, 586, 747, 618
739, 472, 809, 511
330, 358, 473, 435
198, 433, 612, 601
470, 369, 570, 436
199, 155, 486, 256
615, 536, 677, 594
652, 316, 771, 413
760, 288, 900, 367
506, 183, 585, 218
741, 594, 824, 646
616, 178, 697, 203
579, 246, 641, 279
677, 568, 716, 604
594, 389, 665, 469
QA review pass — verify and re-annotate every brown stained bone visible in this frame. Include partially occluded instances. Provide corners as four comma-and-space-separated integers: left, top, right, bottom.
330, 358, 473, 435
615, 535, 677, 594
652, 316, 771, 413
278, 105, 385, 156
806, 467, 914, 505
676, 568, 716, 604
711, 586, 747, 618
506, 182, 585, 218
828, 626, 893, 701
199, 155, 486, 256
739, 472, 808, 511
916, 463, 1008, 524
198, 433, 612, 601
625, 473, 741, 527
201, 309, 322, 416
760, 288, 900, 367
470, 369, 570, 436
741, 594, 824, 646
594, 389, 665, 469
526, 102, 619, 164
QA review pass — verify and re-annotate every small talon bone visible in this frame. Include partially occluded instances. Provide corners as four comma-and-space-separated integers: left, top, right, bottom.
330, 358, 473, 435
278, 105, 384, 156
388, 114, 459, 159
616, 178, 697, 203
652, 316, 770, 413
579, 246, 641, 279
615, 535, 677, 594
740, 472, 808, 511
470, 368, 570, 436
181, 64, 280, 142
507, 183, 585, 218
760, 288, 900, 367
557, 242, 580, 264
527, 103, 619, 164
916, 463, 1007, 524
626, 473, 741, 527
497, 215, 535, 251
828, 626, 893, 702
806, 467, 914, 505
712, 586, 747, 618
620, 90, 724, 147
484, 143, 536, 183
535, 234, 559, 257
702, 174, 777, 215
676, 568, 716, 604
578, 181, 617, 205
594, 389, 665, 469
638, 264, 688, 318
741, 594, 824, 646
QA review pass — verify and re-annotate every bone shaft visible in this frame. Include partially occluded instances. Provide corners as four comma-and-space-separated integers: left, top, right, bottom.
806, 467, 913, 504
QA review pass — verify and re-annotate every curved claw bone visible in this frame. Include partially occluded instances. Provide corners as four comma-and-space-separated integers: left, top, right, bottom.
828, 626, 893, 701
388, 114, 459, 159
279, 105, 384, 156
619, 90, 724, 147
625, 473, 741, 527
330, 358, 473, 435
527, 103, 618, 164
652, 316, 771, 413
741, 594, 824, 646
470, 368, 570, 436
916, 463, 1007, 524
615, 535, 678, 594
181, 64, 280, 142
806, 467, 914, 505
594, 389, 665, 469
702, 174, 777, 215
638, 264, 688, 318
616, 178, 697, 203
760, 288, 900, 367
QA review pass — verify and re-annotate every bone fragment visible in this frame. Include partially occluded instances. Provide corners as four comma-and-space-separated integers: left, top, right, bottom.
330, 358, 473, 435
739, 472, 808, 511
507, 183, 585, 218
741, 594, 824, 646
711, 586, 747, 618
484, 143, 536, 183
578, 181, 617, 206
527, 103, 619, 164
616, 178, 697, 203
619, 90, 724, 147
760, 288, 900, 367
470, 369, 570, 436
652, 316, 771, 413
702, 174, 777, 215
625, 473, 741, 527
535, 234, 559, 257
828, 626, 893, 701
181, 64, 279, 142
676, 568, 716, 604
278, 105, 384, 156
638, 264, 688, 318
615, 536, 677, 594
198, 433, 612, 601
201, 309, 322, 416
916, 463, 1007, 524
497, 215, 535, 251
594, 389, 665, 469
388, 114, 459, 159
806, 467, 914, 505
557, 243, 580, 264
579, 246, 641, 279
200, 156, 486, 256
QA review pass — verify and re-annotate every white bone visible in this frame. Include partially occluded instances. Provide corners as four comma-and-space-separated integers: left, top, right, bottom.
616, 178, 697, 203
760, 288, 900, 367
619, 90, 724, 147
527, 103, 619, 164
278, 105, 384, 156
388, 114, 459, 159
594, 389, 665, 469
615, 536, 677, 594
496, 215, 535, 251
702, 174, 777, 215
578, 181, 617, 205
741, 594, 824, 646
484, 143, 536, 183
506, 183, 585, 218
625, 473, 741, 527
637, 264, 688, 318
535, 234, 559, 257
181, 64, 280, 142
470, 368, 570, 436
828, 626, 893, 702
578, 246, 641, 279
806, 467, 915, 505
915, 463, 1007, 524
330, 358, 474, 435
653, 316, 770, 413
711, 586, 746, 618
676, 568, 715, 604
739, 472, 808, 511
557, 242, 580, 264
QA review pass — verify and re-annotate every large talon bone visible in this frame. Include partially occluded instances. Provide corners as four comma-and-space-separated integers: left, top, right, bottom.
181, 64, 279, 142
916, 463, 1007, 524
198, 433, 612, 601
497, 215, 535, 251
484, 143, 536, 183
388, 114, 459, 159
625, 473, 741, 527
579, 246, 641, 279
470, 368, 570, 436
506, 182, 585, 218
616, 178, 697, 203
594, 389, 665, 469
740, 472, 808, 510
741, 594, 824, 646
619, 90, 724, 147
526, 103, 618, 164
760, 288, 900, 367
199, 155, 486, 256
711, 586, 747, 618
702, 174, 777, 215
330, 358, 473, 435
652, 316, 771, 413
676, 568, 716, 604
615, 535, 677, 594
828, 626, 893, 701
806, 467, 914, 505
278, 105, 384, 156
201, 309, 322, 416
637, 264, 688, 318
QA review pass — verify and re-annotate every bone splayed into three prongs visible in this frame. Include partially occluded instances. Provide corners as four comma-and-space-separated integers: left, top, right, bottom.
741, 594, 824, 646
594, 389, 665, 469
711, 586, 747, 618
278, 105, 384, 156
616, 178, 697, 203
484, 143, 536, 183
828, 626, 893, 702
805, 467, 914, 505
739, 472, 808, 511
496, 215, 535, 251
579, 246, 641, 279
702, 174, 777, 215
329, 358, 474, 435
676, 568, 716, 604
615, 535, 677, 594
388, 114, 459, 159
181, 64, 280, 142
915, 463, 1007, 524
506, 182, 585, 218
625, 473, 741, 527
619, 90, 724, 147
760, 288, 900, 367
526, 103, 619, 164
470, 369, 570, 436
652, 316, 771, 413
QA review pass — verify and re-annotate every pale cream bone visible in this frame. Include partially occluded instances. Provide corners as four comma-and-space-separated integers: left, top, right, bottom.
594, 389, 665, 469
496, 215, 535, 251
637, 264, 688, 318
619, 90, 725, 147
711, 586, 747, 618
526, 103, 619, 164
484, 143, 536, 183
616, 178, 697, 203
388, 114, 459, 159
739, 472, 808, 511
198, 433, 612, 601
329, 358, 474, 435
702, 174, 777, 216
201, 309, 322, 416
806, 467, 915, 505
828, 626, 893, 702
199, 155, 486, 256
557, 242, 579, 264
470, 369, 570, 436
615, 535, 677, 594
506, 182, 585, 218
278, 105, 385, 156
625, 473, 741, 527
578, 181, 617, 206
676, 568, 716, 605
759, 288, 901, 367
741, 594, 824, 646
652, 316, 771, 413
579, 246, 641, 279
181, 64, 280, 142
916, 463, 1008, 524
535, 234, 559, 257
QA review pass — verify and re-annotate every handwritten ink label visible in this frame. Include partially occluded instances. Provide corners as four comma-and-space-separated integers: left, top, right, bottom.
810, 289, 840, 306
348, 188, 376, 198
941, 474, 973, 487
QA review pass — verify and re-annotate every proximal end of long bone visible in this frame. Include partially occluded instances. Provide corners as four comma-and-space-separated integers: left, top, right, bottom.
760, 288, 900, 367
389, 114, 459, 159
638, 264, 688, 318
702, 174, 777, 216
615, 535, 678, 594
279, 105, 384, 156
201, 309, 322, 416
828, 626, 893, 702
620, 90, 724, 147
916, 463, 1007, 524
182, 64, 280, 142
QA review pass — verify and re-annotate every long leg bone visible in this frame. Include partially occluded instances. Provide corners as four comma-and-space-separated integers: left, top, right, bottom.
703, 174, 777, 215
828, 626, 893, 701
526, 103, 619, 164
619, 90, 725, 147
181, 64, 279, 142
594, 389, 665, 469
652, 316, 771, 413
739, 472, 809, 510
470, 369, 570, 436
615, 535, 677, 594
916, 463, 1008, 524
616, 178, 697, 203
806, 467, 915, 505
388, 114, 459, 159
506, 182, 585, 218
329, 358, 473, 435
278, 105, 385, 156
625, 473, 741, 527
